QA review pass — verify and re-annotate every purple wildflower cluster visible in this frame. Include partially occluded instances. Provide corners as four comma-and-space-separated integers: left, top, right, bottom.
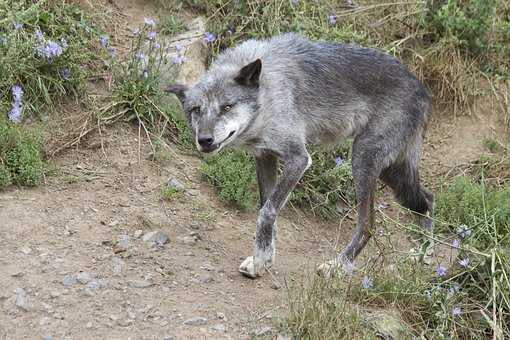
8, 85, 23, 123
328, 15, 337, 25
452, 306, 462, 317
436, 265, 447, 277
203, 32, 216, 44
144, 17, 156, 27
334, 156, 344, 166
35, 29, 67, 62
171, 43, 186, 65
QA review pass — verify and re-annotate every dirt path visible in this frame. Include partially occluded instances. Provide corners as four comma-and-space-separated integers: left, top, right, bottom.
0, 1, 502, 339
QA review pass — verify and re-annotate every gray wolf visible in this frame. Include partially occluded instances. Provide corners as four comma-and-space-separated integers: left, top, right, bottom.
166, 33, 434, 278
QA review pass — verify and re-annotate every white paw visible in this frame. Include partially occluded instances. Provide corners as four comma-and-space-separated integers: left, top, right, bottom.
239, 256, 272, 278
317, 257, 355, 279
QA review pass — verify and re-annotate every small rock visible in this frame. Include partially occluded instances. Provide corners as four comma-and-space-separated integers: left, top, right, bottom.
142, 231, 169, 247
212, 323, 227, 332
199, 274, 214, 284
201, 263, 215, 271
19, 246, 32, 255
15, 288, 29, 311
117, 234, 131, 249
128, 279, 153, 288
363, 309, 414, 340
62, 274, 77, 287
76, 272, 93, 284
270, 282, 281, 290
189, 221, 200, 230
86, 279, 107, 290
49, 291, 61, 299
178, 235, 197, 245
183, 317, 208, 326
108, 220, 120, 227
134, 229, 143, 238
217, 312, 226, 320
167, 177, 185, 191
255, 327, 272, 337
86, 322, 93, 329
112, 257, 125, 275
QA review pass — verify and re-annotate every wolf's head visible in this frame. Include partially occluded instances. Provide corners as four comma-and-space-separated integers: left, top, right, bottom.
166, 59, 261, 154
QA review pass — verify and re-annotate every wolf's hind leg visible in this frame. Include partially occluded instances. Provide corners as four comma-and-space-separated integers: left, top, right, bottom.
319, 139, 380, 278
240, 147, 311, 278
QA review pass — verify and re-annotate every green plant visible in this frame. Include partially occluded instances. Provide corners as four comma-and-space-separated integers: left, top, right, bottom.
0, 0, 102, 119
201, 150, 257, 211
0, 118, 44, 189
161, 185, 183, 200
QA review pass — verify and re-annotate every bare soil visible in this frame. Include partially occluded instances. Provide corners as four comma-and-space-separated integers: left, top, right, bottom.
0, 1, 504, 339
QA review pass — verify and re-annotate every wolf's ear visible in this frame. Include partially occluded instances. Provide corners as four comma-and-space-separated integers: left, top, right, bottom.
234, 59, 262, 87
165, 84, 188, 104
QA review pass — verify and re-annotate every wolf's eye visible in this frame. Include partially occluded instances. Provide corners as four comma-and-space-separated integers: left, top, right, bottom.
222, 104, 233, 112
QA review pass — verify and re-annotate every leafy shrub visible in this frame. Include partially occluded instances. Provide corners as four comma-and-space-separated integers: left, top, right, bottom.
0, 0, 101, 119
201, 150, 257, 211
0, 118, 44, 189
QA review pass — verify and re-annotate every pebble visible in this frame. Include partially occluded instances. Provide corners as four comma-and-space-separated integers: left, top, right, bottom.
15, 288, 29, 311
62, 274, 77, 287
49, 291, 61, 299
86, 279, 107, 290
178, 235, 197, 245
255, 326, 272, 337
167, 177, 185, 191
86, 322, 93, 329
199, 274, 214, 284
142, 231, 169, 247
117, 234, 131, 249
212, 323, 227, 332
183, 317, 208, 326
189, 221, 200, 230
127, 279, 153, 288
217, 312, 226, 319
76, 272, 93, 284
112, 257, 125, 275
19, 246, 33, 255
134, 229, 143, 238
200, 263, 215, 272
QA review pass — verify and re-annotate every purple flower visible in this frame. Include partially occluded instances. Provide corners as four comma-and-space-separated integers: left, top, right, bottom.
60, 68, 71, 80
436, 265, 447, 277
334, 156, 344, 166
458, 258, 470, 268
154, 42, 161, 49
457, 224, 471, 239
361, 276, 373, 289
203, 32, 216, 43
147, 31, 157, 40
144, 17, 156, 27
8, 103, 22, 123
328, 15, 337, 25
452, 239, 460, 249
175, 43, 184, 52
452, 306, 461, 316
13, 22, 23, 30
36, 40, 66, 61
12, 85, 23, 103
171, 55, 186, 65
132, 27, 141, 36
100, 35, 109, 47
107, 47, 116, 56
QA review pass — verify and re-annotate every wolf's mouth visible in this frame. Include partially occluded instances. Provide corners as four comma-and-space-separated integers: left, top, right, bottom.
200, 130, 236, 154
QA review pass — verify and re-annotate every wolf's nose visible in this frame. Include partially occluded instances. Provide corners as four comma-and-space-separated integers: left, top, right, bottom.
198, 136, 215, 147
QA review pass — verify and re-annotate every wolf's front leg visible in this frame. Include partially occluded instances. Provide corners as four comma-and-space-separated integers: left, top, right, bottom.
239, 147, 311, 278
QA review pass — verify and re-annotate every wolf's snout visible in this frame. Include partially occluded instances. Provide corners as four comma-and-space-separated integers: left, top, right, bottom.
197, 135, 217, 153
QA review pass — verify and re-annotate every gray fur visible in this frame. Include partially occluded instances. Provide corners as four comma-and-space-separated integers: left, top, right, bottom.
166, 33, 433, 277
